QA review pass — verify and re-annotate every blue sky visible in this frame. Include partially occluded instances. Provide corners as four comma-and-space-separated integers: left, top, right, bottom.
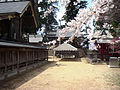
37, 0, 94, 34
56, 0, 93, 25
55, 0, 96, 36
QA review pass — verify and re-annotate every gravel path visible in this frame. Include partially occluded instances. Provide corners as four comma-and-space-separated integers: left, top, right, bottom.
0, 58, 120, 90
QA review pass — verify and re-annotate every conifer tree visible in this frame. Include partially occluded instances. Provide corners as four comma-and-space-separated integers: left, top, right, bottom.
63, 0, 87, 22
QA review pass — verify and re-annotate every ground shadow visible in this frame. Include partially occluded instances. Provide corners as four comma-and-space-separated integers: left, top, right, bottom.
0, 61, 57, 90
86, 57, 109, 65
60, 58, 81, 62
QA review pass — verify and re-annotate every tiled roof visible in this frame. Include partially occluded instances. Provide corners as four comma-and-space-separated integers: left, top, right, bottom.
0, 1, 30, 14
0, 41, 47, 49
54, 43, 77, 51
56, 30, 81, 37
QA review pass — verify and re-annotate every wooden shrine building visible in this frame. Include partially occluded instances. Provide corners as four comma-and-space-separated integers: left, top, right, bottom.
53, 43, 79, 58
0, 0, 38, 42
0, 1, 48, 80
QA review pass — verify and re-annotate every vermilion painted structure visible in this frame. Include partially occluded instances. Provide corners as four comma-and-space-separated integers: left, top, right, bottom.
97, 43, 110, 61
96, 38, 120, 61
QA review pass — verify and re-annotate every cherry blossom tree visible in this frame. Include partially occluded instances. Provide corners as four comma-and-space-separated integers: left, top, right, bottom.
58, 0, 114, 42
44, 0, 115, 49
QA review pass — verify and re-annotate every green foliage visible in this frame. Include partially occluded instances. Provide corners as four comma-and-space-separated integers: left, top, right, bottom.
63, 0, 87, 22
94, 21, 120, 37
111, 21, 119, 28
109, 28, 120, 37
95, 21, 104, 28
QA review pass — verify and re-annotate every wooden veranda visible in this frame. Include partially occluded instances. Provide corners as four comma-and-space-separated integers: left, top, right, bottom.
0, 41, 48, 80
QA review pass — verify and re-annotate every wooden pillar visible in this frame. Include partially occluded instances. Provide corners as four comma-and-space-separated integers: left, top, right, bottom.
10, 18, 20, 40
33, 50, 35, 63
26, 51, 28, 70
10, 19, 14, 40
46, 50, 48, 61
36, 51, 38, 62
32, 51, 35, 68
12, 51, 14, 71
17, 51, 20, 74
4, 52, 8, 78
19, 18, 22, 40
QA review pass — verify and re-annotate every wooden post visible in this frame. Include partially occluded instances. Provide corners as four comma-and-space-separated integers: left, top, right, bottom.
19, 18, 22, 40
4, 52, 8, 78
32, 51, 35, 68
33, 51, 35, 64
26, 51, 28, 70
12, 51, 14, 71
17, 51, 20, 74
47, 50, 48, 61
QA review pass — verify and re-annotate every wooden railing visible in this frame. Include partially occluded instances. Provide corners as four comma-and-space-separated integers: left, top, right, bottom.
0, 41, 48, 80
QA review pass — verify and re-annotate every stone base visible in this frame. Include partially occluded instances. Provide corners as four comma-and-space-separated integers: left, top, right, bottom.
108, 57, 120, 68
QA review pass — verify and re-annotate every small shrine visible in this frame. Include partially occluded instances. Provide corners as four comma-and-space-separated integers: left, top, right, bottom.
53, 43, 79, 58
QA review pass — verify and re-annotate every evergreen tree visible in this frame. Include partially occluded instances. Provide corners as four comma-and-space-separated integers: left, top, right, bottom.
63, 0, 87, 22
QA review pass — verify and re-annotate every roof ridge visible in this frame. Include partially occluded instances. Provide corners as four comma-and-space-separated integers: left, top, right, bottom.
54, 43, 77, 51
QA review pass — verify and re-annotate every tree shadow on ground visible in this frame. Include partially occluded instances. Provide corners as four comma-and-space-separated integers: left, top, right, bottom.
0, 61, 57, 90
59, 58, 81, 62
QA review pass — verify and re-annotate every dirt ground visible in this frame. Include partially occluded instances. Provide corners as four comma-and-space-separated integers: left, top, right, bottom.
0, 57, 120, 90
